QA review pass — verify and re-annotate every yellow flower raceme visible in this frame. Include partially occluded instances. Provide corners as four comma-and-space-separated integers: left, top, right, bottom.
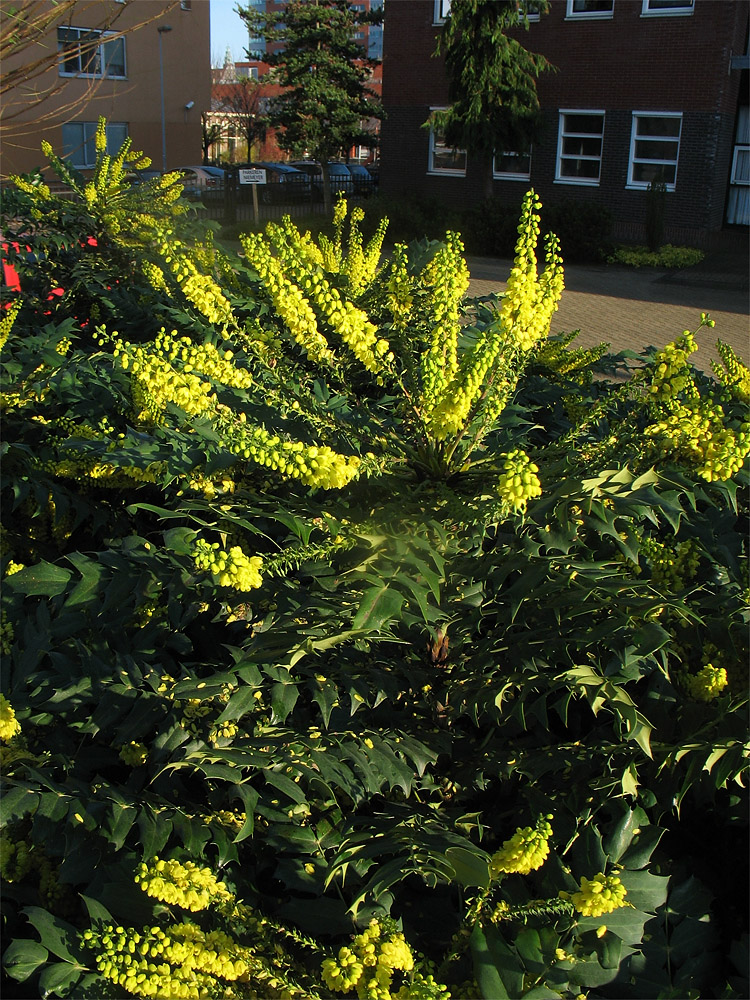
712, 340, 750, 404
241, 231, 333, 363
119, 742, 148, 766
0, 694, 21, 742
490, 815, 553, 877
135, 857, 234, 911
192, 538, 263, 591
496, 449, 542, 511
683, 664, 728, 702
215, 408, 361, 490
567, 871, 629, 917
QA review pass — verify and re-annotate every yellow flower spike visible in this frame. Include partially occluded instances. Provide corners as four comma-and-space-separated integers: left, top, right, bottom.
0, 694, 21, 742
568, 872, 630, 917
490, 815, 553, 877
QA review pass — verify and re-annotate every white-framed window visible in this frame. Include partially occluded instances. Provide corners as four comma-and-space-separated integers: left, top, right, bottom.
627, 112, 682, 190
525, 1, 542, 22
427, 113, 466, 175
58, 26, 126, 78
62, 121, 128, 168
556, 110, 605, 185
493, 149, 532, 181
434, 0, 451, 24
641, 0, 694, 15
731, 145, 750, 185
566, 0, 615, 19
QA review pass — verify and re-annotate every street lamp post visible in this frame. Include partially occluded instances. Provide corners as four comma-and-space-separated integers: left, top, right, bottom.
158, 25, 173, 172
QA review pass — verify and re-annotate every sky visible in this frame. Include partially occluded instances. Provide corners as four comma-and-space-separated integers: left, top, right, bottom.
208, 0, 250, 66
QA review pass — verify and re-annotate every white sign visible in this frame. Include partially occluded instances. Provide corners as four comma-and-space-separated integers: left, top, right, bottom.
238, 168, 267, 185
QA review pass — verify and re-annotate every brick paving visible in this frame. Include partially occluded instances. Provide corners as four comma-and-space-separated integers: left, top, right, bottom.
466, 254, 749, 374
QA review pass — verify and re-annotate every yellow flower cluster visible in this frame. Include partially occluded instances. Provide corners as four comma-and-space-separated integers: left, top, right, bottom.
643, 396, 750, 482
322, 920, 416, 999
0, 615, 14, 658
649, 331, 699, 401
0, 694, 21, 742
216, 409, 361, 490
119, 741, 148, 766
640, 536, 700, 592
82, 921, 251, 999
135, 857, 234, 912
386, 245, 414, 330
113, 328, 251, 426
0, 833, 32, 882
500, 191, 564, 353
4, 561, 24, 576
242, 232, 333, 363
156, 236, 236, 328
567, 872, 629, 917
496, 450, 542, 512
418, 233, 469, 432
269, 232, 390, 373
712, 340, 750, 404
683, 664, 728, 702
192, 538, 263, 591
0, 299, 21, 354
490, 815, 553, 877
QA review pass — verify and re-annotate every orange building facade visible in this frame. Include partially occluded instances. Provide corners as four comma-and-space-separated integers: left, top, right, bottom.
2, 0, 211, 179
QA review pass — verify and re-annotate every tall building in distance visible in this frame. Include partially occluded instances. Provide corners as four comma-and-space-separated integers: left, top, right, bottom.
244, 0, 384, 63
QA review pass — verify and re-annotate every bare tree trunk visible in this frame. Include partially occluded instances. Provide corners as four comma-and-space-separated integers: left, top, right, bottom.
482, 155, 494, 202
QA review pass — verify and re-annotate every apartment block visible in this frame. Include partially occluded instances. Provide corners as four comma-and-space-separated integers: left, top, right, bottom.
379, 0, 749, 246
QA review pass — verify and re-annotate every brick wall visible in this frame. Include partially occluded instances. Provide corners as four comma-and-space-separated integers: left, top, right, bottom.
379, 0, 749, 244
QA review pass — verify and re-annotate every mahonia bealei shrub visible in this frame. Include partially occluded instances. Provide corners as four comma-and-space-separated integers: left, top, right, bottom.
563, 871, 630, 918
489, 815, 553, 877
0, 299, 21, 354
0, 694, 21, 742
496, 449, 542, 512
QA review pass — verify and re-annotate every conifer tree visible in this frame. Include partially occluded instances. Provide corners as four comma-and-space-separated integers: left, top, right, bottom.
432, 0, 553, 199
239, 0, 383, 213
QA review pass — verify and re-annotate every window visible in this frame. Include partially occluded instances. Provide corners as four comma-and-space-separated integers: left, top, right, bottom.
493, 149, 532, 180
641, 0, 694, 15
556, 111, 605, 184
428, 115, 466, 175
62, 121, 128, 168
566, 0, 614, 18
627, 112, 682, 190
180, 0, 192, 9
525, 1, 542, 21
434, 0, 451, 24
58, 26, 126, 78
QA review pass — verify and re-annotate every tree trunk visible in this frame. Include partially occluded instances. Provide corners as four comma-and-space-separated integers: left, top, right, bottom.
321, 161, 332, 216
482, 155, 494, 201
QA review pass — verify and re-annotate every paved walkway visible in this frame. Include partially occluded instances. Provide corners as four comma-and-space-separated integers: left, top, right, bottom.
466, 251, 749, 374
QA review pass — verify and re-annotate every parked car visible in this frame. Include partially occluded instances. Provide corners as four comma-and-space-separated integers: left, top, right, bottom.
172, 165, 227, 202
347, 163, 376, 197
239, 162, 312, 204
289, 161, 353, 198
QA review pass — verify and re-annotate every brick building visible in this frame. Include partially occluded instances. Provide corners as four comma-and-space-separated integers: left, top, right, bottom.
379, 0, 749, 246
1, 0, 210, 179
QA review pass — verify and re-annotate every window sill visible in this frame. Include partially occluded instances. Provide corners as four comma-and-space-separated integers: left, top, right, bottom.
493, 174, 532, 182
564, 14, 614, 21
625, 182, 676, 192
554, 177, 601, 186
640, 9, 694, 16
427, 169, 466, 177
